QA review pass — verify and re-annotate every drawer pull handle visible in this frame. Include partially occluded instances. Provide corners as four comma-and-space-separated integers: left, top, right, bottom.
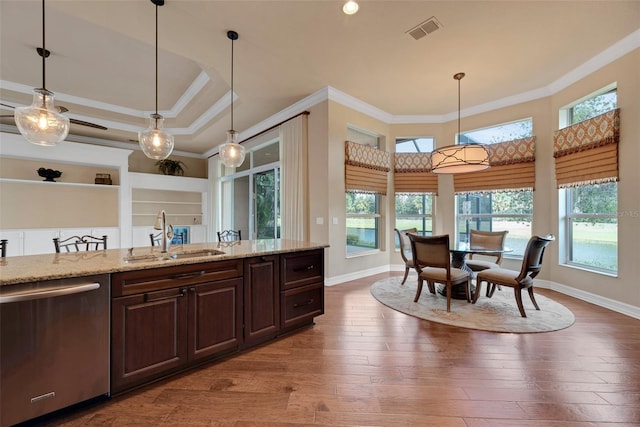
293, 298, 314, 308
293, 265, 314, 272
144, 288, 186, 302
170, 270, 206, 280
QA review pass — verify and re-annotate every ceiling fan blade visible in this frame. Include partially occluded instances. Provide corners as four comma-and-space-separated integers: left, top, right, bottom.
69, 118, 108, 130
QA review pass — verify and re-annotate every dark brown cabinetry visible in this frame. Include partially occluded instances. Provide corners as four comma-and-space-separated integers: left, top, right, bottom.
243, 255, 280, 347
280, 249, 324, 331
111, 260, 243, 393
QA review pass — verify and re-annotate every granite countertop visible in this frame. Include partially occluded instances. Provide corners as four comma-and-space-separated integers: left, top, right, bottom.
0, 240, 329, 285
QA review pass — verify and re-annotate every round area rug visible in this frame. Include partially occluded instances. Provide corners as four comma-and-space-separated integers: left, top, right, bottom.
371, 275, 575, 333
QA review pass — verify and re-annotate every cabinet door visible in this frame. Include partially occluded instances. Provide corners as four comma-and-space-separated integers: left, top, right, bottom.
188, 278, 243, 361
243, 255, 280, 346
111, 287, 188, 393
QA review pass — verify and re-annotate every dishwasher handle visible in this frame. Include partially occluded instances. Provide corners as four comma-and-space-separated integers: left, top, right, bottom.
0, 282, 100, 304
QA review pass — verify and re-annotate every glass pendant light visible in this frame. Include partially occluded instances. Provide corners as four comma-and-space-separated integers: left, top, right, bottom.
15, 0, 69, 146
139, 0, 174, 160
343, 1, 359, 15
431, 72, 490, 174
219, 30, 246, 168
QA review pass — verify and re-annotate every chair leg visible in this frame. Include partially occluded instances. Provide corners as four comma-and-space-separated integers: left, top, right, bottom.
472, 279, 482, 304
487, 283, 498, 298
514, 288, 527, 317
527, 287, 540, 311
446, 284, 451, 312
414, 278, 424, 302
427, 281, 435, 294
401, 266, 409, 285
465, 279, 471, 303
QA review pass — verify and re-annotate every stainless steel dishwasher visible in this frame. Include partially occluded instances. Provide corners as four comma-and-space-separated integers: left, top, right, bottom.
0, 274, 110, 427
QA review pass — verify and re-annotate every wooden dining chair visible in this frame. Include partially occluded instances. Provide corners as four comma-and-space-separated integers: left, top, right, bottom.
217, 230, 241, 242
53, 235, 108, 253
394, 227, 417, 285
0, 239, 7, 258
474, 234, 555, 317
409, 234, 471, 312
466, 229, 509, 272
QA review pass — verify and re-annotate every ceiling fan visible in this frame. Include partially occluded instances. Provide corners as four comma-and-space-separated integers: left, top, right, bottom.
0, 102, 108, 130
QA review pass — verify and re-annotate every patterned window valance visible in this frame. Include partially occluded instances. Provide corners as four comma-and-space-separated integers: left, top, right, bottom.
553, 109, 619, 188
345, 140, 390, 195
454, 137, 536, 194
394, 152, 438, 195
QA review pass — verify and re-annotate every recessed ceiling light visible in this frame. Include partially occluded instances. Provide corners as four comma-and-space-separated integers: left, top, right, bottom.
343, 1, 359, 15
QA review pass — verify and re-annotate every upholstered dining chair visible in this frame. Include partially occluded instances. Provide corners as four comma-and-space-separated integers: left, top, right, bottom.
394, 227, 417, 285
53, 235, 107, 253
474, 234, 555, 318
466, 229, 509, 272
409, 234, 471, 312
0, 239, 7, 258
217, 230, 241, 242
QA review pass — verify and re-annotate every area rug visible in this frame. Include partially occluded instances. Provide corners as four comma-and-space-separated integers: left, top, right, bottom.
370, 275, 575, 333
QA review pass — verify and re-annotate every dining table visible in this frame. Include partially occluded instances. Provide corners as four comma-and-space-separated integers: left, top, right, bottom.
439, 243, 512, 300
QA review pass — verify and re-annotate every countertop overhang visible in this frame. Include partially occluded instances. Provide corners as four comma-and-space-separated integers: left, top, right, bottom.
0, 240, 329, 285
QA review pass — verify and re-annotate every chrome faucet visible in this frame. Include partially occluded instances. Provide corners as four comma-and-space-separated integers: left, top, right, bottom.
154, 209, 173, 253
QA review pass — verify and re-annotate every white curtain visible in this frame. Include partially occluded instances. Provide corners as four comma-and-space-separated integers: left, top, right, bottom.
279, 114, 308, 240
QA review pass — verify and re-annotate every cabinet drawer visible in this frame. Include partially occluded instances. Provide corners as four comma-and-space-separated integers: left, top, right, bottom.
112, 259, 243, 297
280, 250, 323, 290
281, 283, 324, 329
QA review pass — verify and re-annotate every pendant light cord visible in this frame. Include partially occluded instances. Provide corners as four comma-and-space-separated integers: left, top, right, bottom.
457, 76, 460, 142
230, 35, 234, 130
154, 2, 159, 116
41, 0, 46, 89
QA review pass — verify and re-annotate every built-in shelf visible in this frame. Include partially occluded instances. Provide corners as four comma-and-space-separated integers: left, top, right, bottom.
133, 213, 202, 217
132, 201, 200, 205
0, 178, 120, 189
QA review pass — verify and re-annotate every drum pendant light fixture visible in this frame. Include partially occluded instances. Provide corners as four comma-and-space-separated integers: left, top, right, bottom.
219, 30, 246, 168
430, 73, 490, 174
14, 0, 70, 146
138, 0, 174, 160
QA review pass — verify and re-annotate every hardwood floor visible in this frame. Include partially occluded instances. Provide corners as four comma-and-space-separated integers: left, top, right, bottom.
35, 272, 640, 426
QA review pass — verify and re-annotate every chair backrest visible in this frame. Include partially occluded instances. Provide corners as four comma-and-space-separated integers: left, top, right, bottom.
395, 227, 417, 264
516, 234, 555, 282
149, 232, 162, 246
469, 229, 509, 263
217, 229, 241, 242
53, 235, 107, 253
409, 234, 451, 270
0, 239, 7, 258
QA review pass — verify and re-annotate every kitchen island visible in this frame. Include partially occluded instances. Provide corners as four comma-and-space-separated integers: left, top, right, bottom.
0, 239, 327, 426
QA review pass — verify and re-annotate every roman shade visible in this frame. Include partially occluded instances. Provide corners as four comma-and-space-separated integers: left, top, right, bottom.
394, 152, 438, 195
553, 109, 619, 188
454, 137, 536, 193
345, 141, 390, 195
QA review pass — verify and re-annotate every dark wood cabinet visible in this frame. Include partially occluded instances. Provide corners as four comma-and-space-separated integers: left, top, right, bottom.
111, 260, 243, 393
280, 249, 324, 331
110, 248, 324, 394
243, 255, 280, 347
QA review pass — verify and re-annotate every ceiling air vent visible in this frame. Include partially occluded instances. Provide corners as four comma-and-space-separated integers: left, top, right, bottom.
407, 16, 442, 41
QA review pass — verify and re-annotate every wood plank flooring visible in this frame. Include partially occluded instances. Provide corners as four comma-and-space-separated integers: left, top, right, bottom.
32, 272, 640, 426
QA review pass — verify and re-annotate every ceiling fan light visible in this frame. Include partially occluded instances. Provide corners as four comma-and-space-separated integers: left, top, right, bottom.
219, 130, 245, 168
15, 88, 70, 146
138, 113, 174, 160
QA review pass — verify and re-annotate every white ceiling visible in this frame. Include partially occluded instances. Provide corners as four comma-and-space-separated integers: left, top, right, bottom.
1, 0, 638, 157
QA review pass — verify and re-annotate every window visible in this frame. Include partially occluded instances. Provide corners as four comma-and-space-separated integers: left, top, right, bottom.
220, 140, 280, 240
455, 119, 534, 257
346, 127, 382, 255
560, 86, 618, 273
457, 192, 533, 257
394, 137, 434, 247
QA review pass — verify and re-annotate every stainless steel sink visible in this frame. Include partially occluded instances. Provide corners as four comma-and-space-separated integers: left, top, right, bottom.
122, 253, 168, 263
169, 249, 225, 259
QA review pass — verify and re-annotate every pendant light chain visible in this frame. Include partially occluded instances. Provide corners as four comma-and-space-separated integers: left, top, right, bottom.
457, 75, 460, 142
